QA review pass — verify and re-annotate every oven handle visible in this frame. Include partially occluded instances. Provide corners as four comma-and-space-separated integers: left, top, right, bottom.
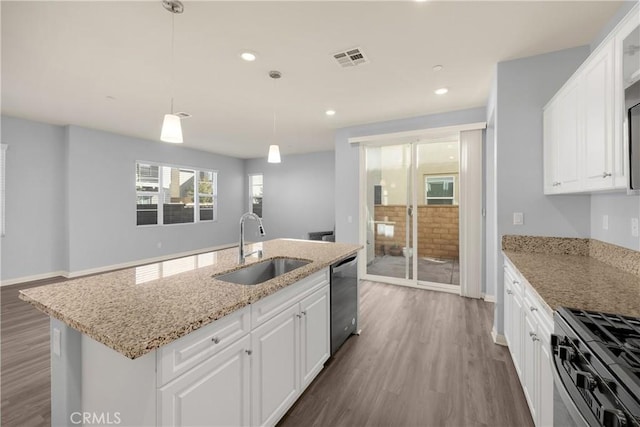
550, 335, 598, 427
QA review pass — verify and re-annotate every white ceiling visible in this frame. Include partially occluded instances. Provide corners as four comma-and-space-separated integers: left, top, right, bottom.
1, 1, 622, 159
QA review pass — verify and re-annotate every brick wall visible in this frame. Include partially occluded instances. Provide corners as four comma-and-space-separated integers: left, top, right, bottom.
374, 205, 459, 260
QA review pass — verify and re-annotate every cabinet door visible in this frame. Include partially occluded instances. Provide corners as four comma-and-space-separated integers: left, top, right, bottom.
537, 324, 554, 427
556, 79, 582, 192
522, 312, 538, 421
583, 40, 616, 190
300, 286, 330, 389
510, 290, 524, 377
543, 101, 560, 194
251, 304, 300, 427
158, 335, 251, 427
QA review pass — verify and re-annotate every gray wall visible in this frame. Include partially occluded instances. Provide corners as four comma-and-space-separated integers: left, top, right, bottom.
244, 151, 335, 241
591, 193, 640, 250
1, 116, 245, 281
492, 46, 592, 335
1, 116, 68, 280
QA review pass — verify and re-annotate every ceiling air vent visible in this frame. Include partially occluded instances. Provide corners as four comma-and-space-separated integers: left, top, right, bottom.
332, 47, 368, 68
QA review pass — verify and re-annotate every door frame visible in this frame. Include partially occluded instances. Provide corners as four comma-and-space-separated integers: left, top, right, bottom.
353, 122, 486, 297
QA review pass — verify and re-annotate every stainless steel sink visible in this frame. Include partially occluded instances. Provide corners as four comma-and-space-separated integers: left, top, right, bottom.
214, 258, 311, 285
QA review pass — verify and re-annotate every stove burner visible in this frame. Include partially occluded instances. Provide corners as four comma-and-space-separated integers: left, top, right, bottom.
625, 337, 640, 351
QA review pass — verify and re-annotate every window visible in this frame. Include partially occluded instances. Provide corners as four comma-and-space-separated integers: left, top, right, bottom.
136, 161, 217, 226
425, 175, 455, 205
249, 174, 263, 217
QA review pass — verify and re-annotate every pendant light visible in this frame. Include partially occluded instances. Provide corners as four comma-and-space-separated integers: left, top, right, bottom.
160, 0, 184, 143
268, 70, 282, 163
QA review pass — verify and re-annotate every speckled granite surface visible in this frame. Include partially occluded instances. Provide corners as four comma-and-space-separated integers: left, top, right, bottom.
502, 235, 640, 317
502, 235, 590, 256
19, 239, 361, 359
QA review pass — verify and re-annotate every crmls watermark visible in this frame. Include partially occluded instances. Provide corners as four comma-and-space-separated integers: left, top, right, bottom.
70, 412, 122, 425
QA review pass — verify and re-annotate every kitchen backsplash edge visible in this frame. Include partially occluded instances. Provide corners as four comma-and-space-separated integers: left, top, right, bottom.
502, 235, 640, 278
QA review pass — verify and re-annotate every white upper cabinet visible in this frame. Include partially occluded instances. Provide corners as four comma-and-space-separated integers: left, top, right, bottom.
583, 40, 616, 190
543, 4, 638, 194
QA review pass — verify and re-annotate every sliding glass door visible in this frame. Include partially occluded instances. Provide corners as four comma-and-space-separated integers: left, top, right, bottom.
364, 143, 413, 281
363, 138, 460, 290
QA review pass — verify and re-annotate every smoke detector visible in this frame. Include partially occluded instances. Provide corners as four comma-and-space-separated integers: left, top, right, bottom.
332, 47, 369, 68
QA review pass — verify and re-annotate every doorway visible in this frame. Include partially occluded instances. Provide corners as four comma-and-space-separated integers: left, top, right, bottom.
356, 124, 484, 297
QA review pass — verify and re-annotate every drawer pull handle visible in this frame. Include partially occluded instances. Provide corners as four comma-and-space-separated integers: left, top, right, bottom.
552, 181, 561, 186
211, 337, 221, 344
602, 172, 612, 178
506, 289, 513, 295
530, 306, 537, 312
296, 314, 302, 319
245, 349, 252, 356
301, 311, 307, 316
512, 280, 520, 285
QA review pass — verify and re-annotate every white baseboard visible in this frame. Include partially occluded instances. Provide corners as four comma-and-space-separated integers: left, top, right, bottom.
491, 327, 507, 346
483, 293, 496, 303
1, 270, 67, 287
1, 243, 237, 287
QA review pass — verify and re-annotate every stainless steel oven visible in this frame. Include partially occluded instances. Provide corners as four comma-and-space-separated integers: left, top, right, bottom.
551, 308, 640, 427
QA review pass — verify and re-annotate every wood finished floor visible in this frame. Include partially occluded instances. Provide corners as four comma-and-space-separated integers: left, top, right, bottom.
1, 277, 65, 427
279, 281, 534, 427
1, 278, 533, 427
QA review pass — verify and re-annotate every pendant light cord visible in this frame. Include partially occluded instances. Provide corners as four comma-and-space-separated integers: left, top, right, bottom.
272, 77, 277, 143
170, 9, 175, 114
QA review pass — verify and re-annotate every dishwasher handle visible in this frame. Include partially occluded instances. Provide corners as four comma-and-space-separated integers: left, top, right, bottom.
332, 255, 357, 270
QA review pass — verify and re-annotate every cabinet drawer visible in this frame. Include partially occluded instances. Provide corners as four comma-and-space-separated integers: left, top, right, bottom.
504, 261, 523, 296
524, 289, 553, 334
251, 269, 329, 329
157, 306, 251, 386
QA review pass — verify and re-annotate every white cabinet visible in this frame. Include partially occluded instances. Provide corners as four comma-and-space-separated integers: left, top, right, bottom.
543, 5, 640, 194
503, 264, 523, 377
503, 257, 554, 427
544, 76, 583, 193
159, 268, 330, 427
158, 335, 252, 427
300, 285, 330, 389
251, 304, 300, 427
251, 283, 330, 427
583, 40, 617, 191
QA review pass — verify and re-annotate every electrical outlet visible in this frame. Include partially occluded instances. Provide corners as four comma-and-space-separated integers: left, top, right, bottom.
632, 218, 639, 238
513, 212, 524, 225
603, 215, 609, 230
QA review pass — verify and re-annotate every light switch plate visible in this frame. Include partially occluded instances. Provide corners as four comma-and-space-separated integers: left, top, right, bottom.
632, 218, 639, 237
603, 215, 609, 230
513, 212, 524, 225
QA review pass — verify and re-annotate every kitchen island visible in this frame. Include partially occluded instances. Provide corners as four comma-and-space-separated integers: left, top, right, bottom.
20, 239, 361, 427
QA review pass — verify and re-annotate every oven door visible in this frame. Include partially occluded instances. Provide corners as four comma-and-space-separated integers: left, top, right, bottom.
551, 335, 602, 427
552, 362, 587, 427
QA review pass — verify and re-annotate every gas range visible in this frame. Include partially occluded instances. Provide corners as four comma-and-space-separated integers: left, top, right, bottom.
552, 307, 640, 427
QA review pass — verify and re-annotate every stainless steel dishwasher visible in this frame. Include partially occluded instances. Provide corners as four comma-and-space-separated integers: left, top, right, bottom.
330, 254, 358, 356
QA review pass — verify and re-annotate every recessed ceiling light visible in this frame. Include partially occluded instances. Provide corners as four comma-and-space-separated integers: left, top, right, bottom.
240, 52, 257, 62
434, 87, 448, 95
325, 109, 336, 116
432, 65, 443, 72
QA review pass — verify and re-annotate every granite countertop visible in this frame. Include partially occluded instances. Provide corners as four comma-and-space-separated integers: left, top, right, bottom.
502, 236, 640, 318
19, 239, 361, 359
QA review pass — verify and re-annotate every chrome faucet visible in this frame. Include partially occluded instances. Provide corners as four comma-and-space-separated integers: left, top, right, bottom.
239, 212, 266, 264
